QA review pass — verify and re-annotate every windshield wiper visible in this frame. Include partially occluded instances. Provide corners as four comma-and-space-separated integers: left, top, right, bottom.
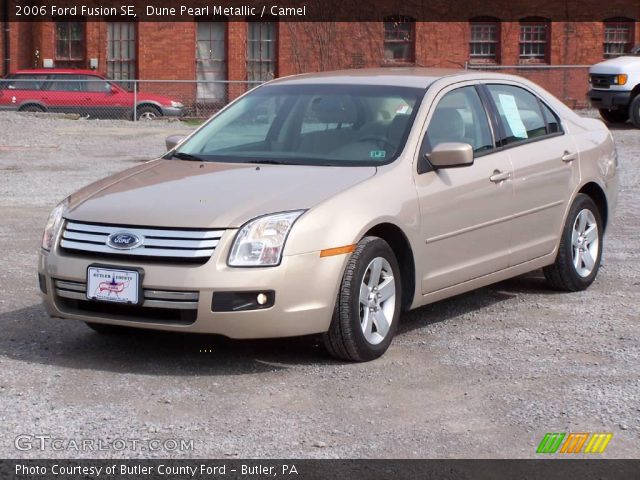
244, 159, 288, 165
170, 152, 206, 162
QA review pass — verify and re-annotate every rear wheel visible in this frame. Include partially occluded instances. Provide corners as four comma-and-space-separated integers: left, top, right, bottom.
544, 194, 603, 291
19, 104, 45, 113
598, 108, 628, 124
323, 236, 401, 362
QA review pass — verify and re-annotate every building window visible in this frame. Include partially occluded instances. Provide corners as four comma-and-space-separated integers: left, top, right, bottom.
247, 22, 277, 82
196, 22, 227, 103
55, 21, 85, 67
469, 19, 500, 63
107, 23, 136, 88
604, 19, 634, 57
384, 16, 415, 63
519, 19, 549, 62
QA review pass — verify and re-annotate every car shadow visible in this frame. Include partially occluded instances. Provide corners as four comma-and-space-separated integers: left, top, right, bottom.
0, 270, 558, 374
605, 122, 636, 131
399, 269, 560, 334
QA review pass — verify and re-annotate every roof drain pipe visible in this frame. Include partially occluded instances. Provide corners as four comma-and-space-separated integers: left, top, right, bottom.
2, 1, 9, 76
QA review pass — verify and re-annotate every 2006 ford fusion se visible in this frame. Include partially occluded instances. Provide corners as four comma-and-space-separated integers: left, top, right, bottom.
39, 68, 618, 361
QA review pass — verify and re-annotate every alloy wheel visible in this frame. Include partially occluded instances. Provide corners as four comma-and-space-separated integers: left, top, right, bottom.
359, 257, 396, 345
572, 209, 599, 278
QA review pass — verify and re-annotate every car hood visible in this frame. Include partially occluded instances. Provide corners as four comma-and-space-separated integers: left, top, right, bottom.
65, 160, 377, 228
590, 56, 640, 74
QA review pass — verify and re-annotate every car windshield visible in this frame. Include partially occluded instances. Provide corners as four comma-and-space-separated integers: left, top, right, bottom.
173, 84, 425, 166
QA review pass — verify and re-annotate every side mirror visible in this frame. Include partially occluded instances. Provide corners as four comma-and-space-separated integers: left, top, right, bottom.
166, 135, 185, 151
427, 142, 474, 169
109, 84, 118, 94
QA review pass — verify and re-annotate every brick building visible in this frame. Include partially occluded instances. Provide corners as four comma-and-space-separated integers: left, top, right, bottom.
2, 18, 639, 107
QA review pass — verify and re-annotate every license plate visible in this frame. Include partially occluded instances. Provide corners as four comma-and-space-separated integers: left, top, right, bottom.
86, 266, 140, 304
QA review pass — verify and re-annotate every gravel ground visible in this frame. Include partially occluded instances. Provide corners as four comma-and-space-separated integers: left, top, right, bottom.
0, 112, 638, 459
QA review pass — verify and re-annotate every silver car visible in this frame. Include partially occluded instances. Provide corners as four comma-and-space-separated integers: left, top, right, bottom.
39, 68, 618, 361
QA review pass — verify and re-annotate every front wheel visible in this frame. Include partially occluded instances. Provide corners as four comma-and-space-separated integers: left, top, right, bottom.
135, 105, 161, 121
323, 236, 402, 362
629, 95, 640, 128
598, 108, 628, 124
544, 194, 603, 291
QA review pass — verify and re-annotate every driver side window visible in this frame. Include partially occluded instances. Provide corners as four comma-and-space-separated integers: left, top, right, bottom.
424, 86, 494, 155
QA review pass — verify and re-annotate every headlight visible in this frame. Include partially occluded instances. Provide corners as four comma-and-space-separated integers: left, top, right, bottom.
613, 74, 628, 85
228, 210, 305, 267
41, 200, 67, 251
170, 101, 184, 108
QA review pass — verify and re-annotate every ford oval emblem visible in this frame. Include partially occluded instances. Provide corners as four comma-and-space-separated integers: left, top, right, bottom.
107, 232, 143, 250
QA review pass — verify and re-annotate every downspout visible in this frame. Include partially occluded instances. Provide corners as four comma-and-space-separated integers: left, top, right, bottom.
2, 0, 9, 76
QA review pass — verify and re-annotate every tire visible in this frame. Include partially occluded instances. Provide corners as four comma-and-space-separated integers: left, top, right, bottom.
85, 322, 131, 334
598, 108, 628, 124
135, 105, 161, 121
543, 194, 603, 291
19, 104, 45, 113
629, 95, 640, 128
323, 236, 402, 362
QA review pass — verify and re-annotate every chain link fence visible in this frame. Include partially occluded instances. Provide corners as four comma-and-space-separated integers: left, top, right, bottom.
465, 63, 592, 108
0, 78, 262, 121
0, 67, 593, 121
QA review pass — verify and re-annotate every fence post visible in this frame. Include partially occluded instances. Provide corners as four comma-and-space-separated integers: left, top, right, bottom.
133, 80, 137, 122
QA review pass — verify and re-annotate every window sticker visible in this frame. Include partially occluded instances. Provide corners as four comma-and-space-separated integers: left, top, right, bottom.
370, 150, 386, 159
498, 94, 528, 139
395, 105, 410, 114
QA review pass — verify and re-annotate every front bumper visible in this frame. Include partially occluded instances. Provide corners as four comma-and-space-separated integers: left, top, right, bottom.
588, 89, 631, 110
38, 230, 347, 339
160, 106, 185, 117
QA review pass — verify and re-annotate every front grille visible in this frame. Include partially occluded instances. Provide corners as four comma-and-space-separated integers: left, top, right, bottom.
60, 220, 224, 262
53, 279, 199, 325
590, 74, 613, 89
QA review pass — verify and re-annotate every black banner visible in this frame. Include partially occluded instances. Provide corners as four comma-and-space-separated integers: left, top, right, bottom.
2, 0, 640, 22
1, 460, 639, 480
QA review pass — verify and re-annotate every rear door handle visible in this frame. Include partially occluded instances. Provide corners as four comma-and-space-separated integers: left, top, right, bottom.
561, 151, 578, 162
489, 170, 511, 183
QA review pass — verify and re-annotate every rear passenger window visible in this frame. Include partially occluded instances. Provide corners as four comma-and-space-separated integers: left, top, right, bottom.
4, 75, 46, 91
425, 86, 494, 155
49, 75, 85, 92
540, 102, 563, 134
486, 84, 547, 145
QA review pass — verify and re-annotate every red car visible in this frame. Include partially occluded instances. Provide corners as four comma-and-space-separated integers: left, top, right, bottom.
0, 69, 184, 120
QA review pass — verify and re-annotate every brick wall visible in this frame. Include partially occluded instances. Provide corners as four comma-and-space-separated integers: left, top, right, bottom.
4, 20, 640, 107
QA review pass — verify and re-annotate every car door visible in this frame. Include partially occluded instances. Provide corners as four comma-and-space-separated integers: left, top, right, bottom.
483, 84, 579, 266
80, 75, 114, 118
414, 84, 514, 294
45, 74, 86, 115
82, 75, 131, 119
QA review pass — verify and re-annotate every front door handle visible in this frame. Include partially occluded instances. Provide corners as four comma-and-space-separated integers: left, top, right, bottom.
489, 170, 511, 183
561, 151, 578, 162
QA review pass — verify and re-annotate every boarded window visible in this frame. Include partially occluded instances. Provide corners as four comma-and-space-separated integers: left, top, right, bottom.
196, 22, 227, 103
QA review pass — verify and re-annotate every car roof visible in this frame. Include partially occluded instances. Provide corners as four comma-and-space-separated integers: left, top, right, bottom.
267, 68, 478, 88
12, 69, 103, 76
